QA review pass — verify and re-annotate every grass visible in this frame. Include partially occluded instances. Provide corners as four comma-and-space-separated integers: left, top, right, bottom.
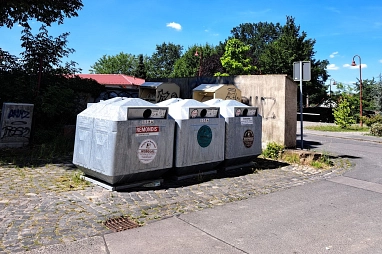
305, 124, 369, 132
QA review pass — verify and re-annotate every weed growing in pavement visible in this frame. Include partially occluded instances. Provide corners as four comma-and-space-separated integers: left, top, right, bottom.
261, 142, 284, 160
281, 152, 300, 164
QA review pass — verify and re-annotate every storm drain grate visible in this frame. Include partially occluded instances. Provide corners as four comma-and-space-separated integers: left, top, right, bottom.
104, 217, 139, 232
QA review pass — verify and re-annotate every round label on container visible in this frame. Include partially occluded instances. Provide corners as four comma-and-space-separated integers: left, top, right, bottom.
137, 139, 158, 164
243, 130, 254, 148
197, 125, 212, 148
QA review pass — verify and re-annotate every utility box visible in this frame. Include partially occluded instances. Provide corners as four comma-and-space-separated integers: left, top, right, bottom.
193, 84, 241, 102
72, 97, 175, 186
204, 99, 262, 168
157, 98, 225, 176
139, 82, 180, 103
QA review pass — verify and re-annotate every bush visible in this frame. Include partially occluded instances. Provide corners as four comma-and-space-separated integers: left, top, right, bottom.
370, 123, 382, 137
361, 114, 382, 127
262, 142, 284, 160
333, 97, 356, 128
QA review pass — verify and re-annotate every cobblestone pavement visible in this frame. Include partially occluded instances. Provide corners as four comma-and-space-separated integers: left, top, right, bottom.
0, 158, 350, 253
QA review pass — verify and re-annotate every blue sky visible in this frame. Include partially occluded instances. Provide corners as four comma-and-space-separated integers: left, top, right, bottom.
2, 0, 382, 90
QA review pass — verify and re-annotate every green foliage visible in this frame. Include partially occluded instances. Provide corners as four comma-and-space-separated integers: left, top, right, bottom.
262, 142, 284, 160
89, 52, 139, 75
306, 125, 368, 132
361, 114, 382, 127
172, 44, 222, 77
0, 0, 83, 28
135, 54, 147, 79
147, 42, 183, 79
215, 38, 257, 76
370, 123, 382, 137
230, 16, 329, 105
333, 97, 356, 128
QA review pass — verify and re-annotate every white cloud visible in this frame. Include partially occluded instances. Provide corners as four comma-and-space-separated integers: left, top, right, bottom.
327, 64, 339, 70
166, 22, 182, 31
329, 52, 338, 58
343, 63, 367, 69
379, 59, 382, 63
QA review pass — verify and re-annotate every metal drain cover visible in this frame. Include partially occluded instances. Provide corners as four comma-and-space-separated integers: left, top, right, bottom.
104, 217, 139, 232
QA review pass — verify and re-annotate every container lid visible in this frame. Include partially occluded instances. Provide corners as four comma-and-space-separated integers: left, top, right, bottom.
192, 84, 226, 92
204, 99, 258, 118
163, 99, 219, 119
78, 97, 168, 120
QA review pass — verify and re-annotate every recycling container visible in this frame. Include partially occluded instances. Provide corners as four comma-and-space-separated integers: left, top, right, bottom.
157, 98, 225, 176
204, 99, 262, 167
73, 97, 175, 185
193, 84, 241, 102
139, 82, 180, 103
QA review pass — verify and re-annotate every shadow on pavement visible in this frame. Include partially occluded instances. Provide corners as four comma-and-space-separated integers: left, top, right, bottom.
122, 158, 290, 192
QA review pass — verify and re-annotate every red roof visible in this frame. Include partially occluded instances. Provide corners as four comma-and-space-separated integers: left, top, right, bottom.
76, 74, 145, 87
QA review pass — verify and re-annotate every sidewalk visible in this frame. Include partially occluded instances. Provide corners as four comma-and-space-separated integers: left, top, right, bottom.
3, 123, 379, 253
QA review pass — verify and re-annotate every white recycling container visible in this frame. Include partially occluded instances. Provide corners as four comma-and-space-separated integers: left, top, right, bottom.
204, 99, 262, 167
157, 98, 225, 176
73, 97, 175, 185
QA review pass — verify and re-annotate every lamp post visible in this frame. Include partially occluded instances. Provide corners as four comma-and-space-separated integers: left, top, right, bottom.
194, 48, 202, 77
329, 78, 336, 100
329, 78, 336, 122
351, 55, 363, 127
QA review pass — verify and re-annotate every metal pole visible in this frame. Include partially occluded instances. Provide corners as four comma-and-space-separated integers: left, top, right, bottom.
359, 59, 363, 127
299, 61, 304, 150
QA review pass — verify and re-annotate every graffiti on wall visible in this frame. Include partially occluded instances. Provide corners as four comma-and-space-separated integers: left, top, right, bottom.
252, 96, 276, 120
157, 89, 178, 102
0, 103, 34, 144
225, 87, 239, 100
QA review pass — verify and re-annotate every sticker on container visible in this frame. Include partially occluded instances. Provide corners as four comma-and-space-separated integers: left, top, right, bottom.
137, 139, 158, 164
235, 108, 242, 116
241, 117, 253, 125
136, 126, 159, 136
247, 109, 257, 116
243, 130, 254, 148
150, 109, 166, 118
206, 109, 218, 117
197, 125, 212, 148
191, 109, 198, 118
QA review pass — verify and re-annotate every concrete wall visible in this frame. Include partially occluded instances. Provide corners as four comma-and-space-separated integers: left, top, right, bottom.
151, 74, 297, 148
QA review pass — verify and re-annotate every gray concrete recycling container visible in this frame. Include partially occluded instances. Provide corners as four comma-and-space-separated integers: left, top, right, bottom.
204, 99, 262, 167
72, 97, 175, 185
157, 99, 225, 176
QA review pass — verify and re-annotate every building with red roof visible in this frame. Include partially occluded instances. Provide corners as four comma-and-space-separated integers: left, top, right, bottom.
76, 74, 145, 88
76, 74, 145, 101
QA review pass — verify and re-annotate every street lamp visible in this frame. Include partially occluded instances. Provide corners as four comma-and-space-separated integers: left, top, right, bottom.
194, 48, 202, 77
329, 78, 336, 100
351, 55, 363, 127
328, 78, 336, 122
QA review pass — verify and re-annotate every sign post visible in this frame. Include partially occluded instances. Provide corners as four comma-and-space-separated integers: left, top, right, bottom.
293, 61, 311, 150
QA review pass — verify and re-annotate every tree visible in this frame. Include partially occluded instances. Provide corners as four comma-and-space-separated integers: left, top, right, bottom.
147, 42, 183, 79
215, 38, 257, 76
333, 96, 356, 128
230, 16, 329, 105
355, 78, 382, 112
0, 0, 83, 28
90, 52, 138, 75
230, 21, 281, 63
172, 44, 222, 77
135, 54, 147, 79
20, 25, 78, 75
